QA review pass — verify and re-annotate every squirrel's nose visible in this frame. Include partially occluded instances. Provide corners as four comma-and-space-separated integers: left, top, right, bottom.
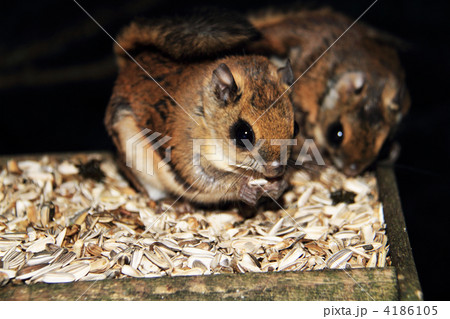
263, 161, 285, 178
343, 163, 359, 177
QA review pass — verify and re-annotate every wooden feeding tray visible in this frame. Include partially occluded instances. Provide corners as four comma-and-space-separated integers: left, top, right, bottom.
0, 152, 422, 300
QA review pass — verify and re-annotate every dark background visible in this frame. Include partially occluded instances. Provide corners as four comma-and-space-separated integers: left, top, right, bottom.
1, 0, 449, 300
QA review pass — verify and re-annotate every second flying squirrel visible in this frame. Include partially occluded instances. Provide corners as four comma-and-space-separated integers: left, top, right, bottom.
247, 8, 411, 176
105, 14, 297, 206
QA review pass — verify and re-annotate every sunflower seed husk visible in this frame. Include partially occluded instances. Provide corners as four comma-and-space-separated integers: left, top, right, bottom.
361, 225, 375, 244
85, 243, 103, 257
0, 153, 388, 285
121, 264, 143, 278
181, 247, 214, 257
278, 246, 305, 271
27, 251, 55, 266
60, 262, 90, 280
53, 251, 76, 267
26, 237, 54, 253
0, 241, 20, 252
366, 252, 377, 268
41, 272, 76, 284
154, 246, 173, 270
27, 227, 37, 242
297, 186, 314, 207
172, 268, 203, 277
39, 202, 56, 227
55, 228, 66, 247
80, 273, 107, 281
268, 218, 284, 236
139, 255, 161, 274
89, 256, 110, 273
238, 253, 261, 273
58, 162, 79, 175
27, 264, 64, 284
0, 232, 27, 241
248, 178, 268, 187
143, 250, 170, 270
326, 249, 353, 269
231, 238, 261, 254
17, 263, 59, 280
158, 239, 181, 252
130, 249, 144, 269
187, 255, 212, 270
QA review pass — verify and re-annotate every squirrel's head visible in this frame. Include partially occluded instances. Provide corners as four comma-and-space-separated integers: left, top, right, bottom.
199, 56, 297, 179
314, 70, 410, 176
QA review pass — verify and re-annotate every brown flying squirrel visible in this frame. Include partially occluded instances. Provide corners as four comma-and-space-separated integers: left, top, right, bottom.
105, 14, 296, 206
247, 8, 411, 176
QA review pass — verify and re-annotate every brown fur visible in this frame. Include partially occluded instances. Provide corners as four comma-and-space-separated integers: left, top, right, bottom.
105, 18, 295, 205
247, 8, 411, 175
115, 12, 259, 63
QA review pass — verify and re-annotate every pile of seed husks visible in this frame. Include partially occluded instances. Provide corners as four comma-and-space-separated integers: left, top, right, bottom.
0, 153, 389, 285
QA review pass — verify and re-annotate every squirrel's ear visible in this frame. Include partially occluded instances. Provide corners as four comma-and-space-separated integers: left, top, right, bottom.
337, 71, 366, 95
212, 63, 238, 105
278, 59, 294, 86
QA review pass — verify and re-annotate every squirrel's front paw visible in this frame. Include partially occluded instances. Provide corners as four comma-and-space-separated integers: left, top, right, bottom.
261, 178, 288, 200
238, 181, 264, 206
238, 177, 288, 205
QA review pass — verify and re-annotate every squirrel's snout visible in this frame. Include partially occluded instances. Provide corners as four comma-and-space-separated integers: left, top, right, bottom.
263, 161, 285, 178
343, 163, 360, 177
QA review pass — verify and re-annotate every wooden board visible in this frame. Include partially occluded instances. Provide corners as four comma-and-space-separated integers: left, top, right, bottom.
376, 165, 423, 301
0, 152, 422, 300
1, 268, 397, 301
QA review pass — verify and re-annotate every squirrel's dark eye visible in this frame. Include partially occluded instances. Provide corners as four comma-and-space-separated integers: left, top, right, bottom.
326, 121, 344, 147
230, 119, 255, 149
293, 121, 299, 138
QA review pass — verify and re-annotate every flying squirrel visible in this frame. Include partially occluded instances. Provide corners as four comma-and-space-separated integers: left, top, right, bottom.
246, 7, 411, 176
105, 12, 297, 206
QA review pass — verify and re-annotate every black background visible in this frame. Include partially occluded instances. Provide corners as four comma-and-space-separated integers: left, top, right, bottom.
1, 0, 449, 300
